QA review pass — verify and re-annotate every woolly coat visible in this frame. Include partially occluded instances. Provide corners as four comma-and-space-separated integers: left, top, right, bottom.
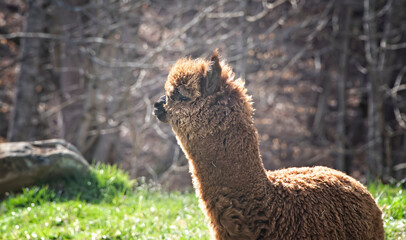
153, 50, 384, 240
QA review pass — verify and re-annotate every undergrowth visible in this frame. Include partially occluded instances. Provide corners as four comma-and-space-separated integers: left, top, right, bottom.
0, 164, 405, 239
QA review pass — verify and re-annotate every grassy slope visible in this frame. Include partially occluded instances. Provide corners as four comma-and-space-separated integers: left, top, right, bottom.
0, 165, 405, 240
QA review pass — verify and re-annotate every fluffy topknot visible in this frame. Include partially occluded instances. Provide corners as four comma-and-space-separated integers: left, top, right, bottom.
164, 50, 253, 115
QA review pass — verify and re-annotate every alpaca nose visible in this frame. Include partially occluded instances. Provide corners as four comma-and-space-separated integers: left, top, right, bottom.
153, 95, 168, 122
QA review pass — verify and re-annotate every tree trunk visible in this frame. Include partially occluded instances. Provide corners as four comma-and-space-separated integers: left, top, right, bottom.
363, 0, 384, 179
335, 6, 352, 172
311, 54, 329, 143
237, 0, 250, 83
7, 0, 51, 141
53, 0, 89, 144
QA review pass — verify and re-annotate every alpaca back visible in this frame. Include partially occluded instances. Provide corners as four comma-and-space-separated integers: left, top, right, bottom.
261, 167, 383, 239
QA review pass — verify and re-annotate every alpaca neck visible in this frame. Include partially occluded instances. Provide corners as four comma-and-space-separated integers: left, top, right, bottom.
179, 122, 268, 198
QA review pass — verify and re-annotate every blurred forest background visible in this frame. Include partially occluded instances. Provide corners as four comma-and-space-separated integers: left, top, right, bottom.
1, 0, 406, 190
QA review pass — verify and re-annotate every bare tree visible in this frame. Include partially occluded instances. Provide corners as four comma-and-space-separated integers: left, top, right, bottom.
335, 4, 352, 172
8, 0, 52, 141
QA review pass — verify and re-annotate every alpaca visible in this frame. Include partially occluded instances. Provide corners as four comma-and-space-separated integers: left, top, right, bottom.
153, 50, 384, 240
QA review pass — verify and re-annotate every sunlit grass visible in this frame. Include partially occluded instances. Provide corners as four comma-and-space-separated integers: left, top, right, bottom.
0, 164, 405, 239
369, 181, 406, 240
0, 164, 208, 239
0, 192, 208, 239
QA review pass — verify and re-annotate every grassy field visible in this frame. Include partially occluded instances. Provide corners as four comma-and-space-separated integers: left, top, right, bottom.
0, 164, 405, 240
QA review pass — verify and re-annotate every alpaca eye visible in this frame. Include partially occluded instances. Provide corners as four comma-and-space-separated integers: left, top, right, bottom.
178, 95, 190, 101
172, 89, 190, 101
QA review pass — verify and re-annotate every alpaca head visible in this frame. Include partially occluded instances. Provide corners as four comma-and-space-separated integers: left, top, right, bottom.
154, 50, 253, 138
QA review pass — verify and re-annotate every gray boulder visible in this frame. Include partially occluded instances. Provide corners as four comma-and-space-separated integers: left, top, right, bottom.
0, 139, 89, 194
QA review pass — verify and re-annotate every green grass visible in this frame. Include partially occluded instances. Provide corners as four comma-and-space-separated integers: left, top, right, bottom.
0, 164, 405, 240
369, 181, 406, 240
0, 164, 208, 239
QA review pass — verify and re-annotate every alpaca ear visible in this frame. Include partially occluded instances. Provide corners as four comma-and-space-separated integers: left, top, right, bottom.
201, 49, 222, 96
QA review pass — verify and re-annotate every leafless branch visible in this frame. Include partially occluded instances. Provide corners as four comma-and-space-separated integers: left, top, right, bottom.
0, 32, 141, 49
246, 0, 288, 22
392, 66, 406, 129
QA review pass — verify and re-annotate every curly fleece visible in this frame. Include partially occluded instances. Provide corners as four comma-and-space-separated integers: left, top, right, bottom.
156, 50, 384, 240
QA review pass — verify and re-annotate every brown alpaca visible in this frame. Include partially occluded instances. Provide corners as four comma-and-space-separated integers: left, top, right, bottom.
153, 50, 384, 240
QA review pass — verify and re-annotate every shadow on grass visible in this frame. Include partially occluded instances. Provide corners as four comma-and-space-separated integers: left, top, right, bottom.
0, 164, 135, 212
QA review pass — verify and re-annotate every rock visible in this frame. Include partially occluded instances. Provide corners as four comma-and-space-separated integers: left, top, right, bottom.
0, 139, 89, 194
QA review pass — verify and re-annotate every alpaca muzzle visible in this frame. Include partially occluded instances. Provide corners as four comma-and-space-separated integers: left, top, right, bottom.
153, 95, 168, 122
